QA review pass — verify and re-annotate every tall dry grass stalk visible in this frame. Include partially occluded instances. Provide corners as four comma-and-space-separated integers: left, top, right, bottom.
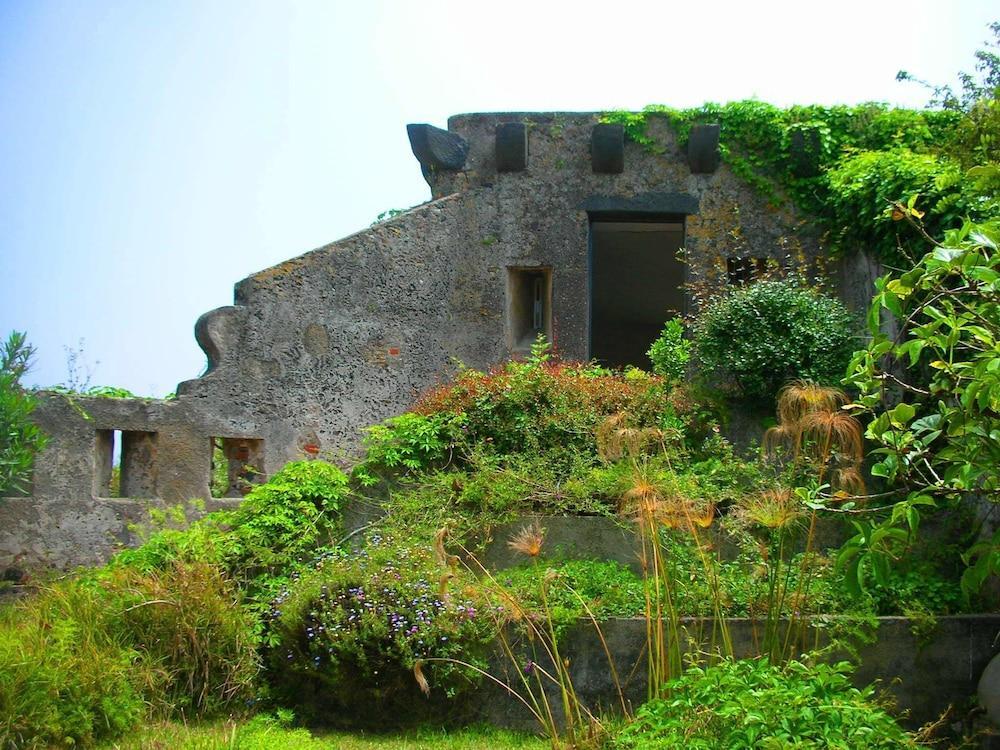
757, 381, 864, 660
600, 412, 733, 700
430, 525, 617, 749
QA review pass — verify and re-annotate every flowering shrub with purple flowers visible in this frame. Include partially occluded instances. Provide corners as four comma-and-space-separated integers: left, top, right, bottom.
267, 534, 496, 726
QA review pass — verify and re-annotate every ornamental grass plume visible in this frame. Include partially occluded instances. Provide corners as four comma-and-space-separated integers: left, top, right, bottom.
740, 488, 804, 531
596, 412, 664, 462
764, 380, 848, 460
507, 521, 545, 559
757, 381, 866, 661
763, 380, 865, 496
623, 475, 715, 532
777, 380, 848, 427
802, 409, 864, 465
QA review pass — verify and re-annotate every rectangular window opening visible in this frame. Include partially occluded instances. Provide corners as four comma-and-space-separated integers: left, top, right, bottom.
506, 267, 552, 353
94, 429, 119, 497
95, 429, 158, 498
122, 431, 158, 498
210, 437, 265, 498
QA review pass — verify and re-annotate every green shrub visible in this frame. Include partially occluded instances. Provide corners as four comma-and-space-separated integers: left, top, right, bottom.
825, 149, 991, 267
615, 657, 918, 749
0, 331, 47, 496
647, 318, 691, 381
355, 411, 468, 484
693, 279, 858, 401
0, 561, 258, 748
109, 562, 259, 715
267, 534, 495, 726
413, 355, 679, 459
114, 460, 350, 607
0, 581, 145, 749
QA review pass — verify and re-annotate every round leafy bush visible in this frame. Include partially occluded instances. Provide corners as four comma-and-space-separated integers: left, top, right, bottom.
267, 534, 495, 726
693, 280, 857, 401
616, 657, 917, 749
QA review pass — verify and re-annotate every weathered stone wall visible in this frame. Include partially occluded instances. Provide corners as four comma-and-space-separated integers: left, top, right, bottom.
0, 392, 255, 568
176, 112, 828, 469
3, 112, 861, 569
475, 615, 1000, 730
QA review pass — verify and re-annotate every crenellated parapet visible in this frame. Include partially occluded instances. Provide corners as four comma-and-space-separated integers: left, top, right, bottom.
407, 114, 722, 199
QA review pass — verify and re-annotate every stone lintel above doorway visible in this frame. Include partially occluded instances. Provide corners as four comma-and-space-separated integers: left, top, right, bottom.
581, 191, 700, 216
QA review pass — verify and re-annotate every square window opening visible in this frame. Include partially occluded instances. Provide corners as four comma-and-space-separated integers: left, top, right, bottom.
210, 437, 265, 498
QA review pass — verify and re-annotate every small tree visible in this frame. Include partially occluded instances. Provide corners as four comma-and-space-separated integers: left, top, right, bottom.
0, 332, 47, 496
647, 318, 691, 381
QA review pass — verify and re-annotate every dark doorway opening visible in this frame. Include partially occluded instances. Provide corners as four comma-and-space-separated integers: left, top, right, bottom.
589, 218, 685, 369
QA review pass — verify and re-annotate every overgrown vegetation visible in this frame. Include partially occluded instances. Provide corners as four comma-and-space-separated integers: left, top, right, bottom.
842, 218, 1000, 598
267, 532, 495, 726
0, 562, 258, 749
602, 23, 999, 267
615, 658, 919, 750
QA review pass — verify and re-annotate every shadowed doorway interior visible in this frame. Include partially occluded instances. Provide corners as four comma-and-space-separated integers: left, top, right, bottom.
589, 219, 685, 369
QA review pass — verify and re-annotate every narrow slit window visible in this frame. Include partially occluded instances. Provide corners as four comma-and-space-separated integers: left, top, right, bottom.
94, 429, 120, 497
506, 267, 552, 353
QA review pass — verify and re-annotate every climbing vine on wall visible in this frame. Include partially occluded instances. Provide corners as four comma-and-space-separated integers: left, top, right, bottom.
601, 101, 995, 267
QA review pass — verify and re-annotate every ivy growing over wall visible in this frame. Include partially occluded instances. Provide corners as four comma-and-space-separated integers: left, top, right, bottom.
601, 101, 995, 267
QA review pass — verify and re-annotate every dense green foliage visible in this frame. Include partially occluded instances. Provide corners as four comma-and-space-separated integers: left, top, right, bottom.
115, 460, 349, 608
848, 221, 1000, 502
601, 101, 979, 265
842, 219, 1000, 596
692, 279, 858, 400
411, 349, 683, 458
0, 349, 961, 747
0, 460, 349, 748
603, 31, 1000, 268
0, 562, 257, 749
824, 150, 980, 266
0, 332, 47, 496
616, 658, 917, 749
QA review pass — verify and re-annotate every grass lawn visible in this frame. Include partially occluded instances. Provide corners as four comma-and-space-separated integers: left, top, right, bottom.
97, 719, 549, 750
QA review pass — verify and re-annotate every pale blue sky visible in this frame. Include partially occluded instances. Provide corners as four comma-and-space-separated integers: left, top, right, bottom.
1, 0, 996, 395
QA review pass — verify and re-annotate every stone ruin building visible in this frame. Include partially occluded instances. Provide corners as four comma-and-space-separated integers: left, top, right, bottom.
0, 112, 883, 570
